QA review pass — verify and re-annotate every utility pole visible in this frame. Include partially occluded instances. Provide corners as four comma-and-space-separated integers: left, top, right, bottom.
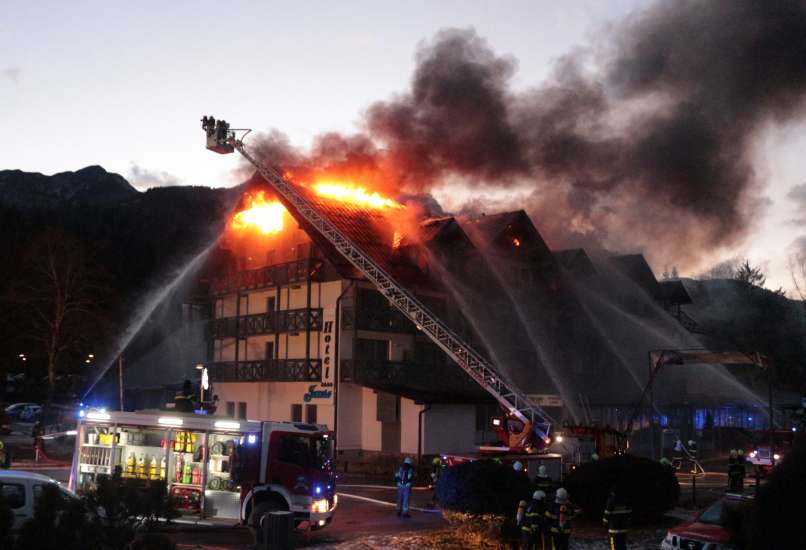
118, 355, 124, 411
768, 359, 775, 468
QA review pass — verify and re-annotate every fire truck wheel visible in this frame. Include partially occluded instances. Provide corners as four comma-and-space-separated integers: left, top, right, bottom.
248, 498, 288, 539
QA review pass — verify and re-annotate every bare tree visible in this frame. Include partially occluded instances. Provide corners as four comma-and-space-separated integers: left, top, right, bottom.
734, 259, 766, 288
6, 230, 112, 392
789, 253, 806, 301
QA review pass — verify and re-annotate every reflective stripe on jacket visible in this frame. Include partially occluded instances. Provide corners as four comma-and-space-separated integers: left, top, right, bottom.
603, 494, 631, 534
545, 502, 575, 534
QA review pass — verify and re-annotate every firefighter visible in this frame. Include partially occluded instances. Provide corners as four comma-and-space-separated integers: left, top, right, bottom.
174, 379, 195, 412
737, 450, 746, 491
727, 449, 738, 491
430, 455, 445, 505
519, 490, 547, 550
673, 438, 684, 470
688, 439, 698, 473
395, 457, 415, 517
545, 487, 575, 550
534, 464, 554, 499
603, 486, 631, 550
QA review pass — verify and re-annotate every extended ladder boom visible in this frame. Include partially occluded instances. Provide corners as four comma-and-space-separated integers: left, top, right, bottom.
215, 128, 553, 443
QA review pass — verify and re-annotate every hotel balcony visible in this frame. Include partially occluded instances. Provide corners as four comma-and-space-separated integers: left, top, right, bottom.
207, 359, 323, 383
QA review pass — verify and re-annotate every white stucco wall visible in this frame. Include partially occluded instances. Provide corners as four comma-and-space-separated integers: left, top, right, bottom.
213, 381, 334, 428
360, 387, 382, 452
400, 398, 423, 455
334, 382, 363, 450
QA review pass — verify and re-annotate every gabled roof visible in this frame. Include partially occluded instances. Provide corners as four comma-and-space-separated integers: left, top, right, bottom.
656, 280, 692, 305
612, 254, 659, 296
464, 210, 555, 263
553, 248, 597, 278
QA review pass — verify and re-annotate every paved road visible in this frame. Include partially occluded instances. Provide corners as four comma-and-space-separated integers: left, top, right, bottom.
5, 461, 445, 550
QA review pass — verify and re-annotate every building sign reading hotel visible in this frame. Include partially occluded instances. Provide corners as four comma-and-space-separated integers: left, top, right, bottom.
320, 308, 336, 389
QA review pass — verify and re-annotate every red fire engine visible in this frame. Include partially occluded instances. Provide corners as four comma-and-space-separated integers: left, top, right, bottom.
68, 410, 336, 529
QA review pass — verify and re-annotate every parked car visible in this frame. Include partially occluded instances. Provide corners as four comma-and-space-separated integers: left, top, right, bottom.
4, 403, 37, 421
0, 470, 79, 530
746, 430, 794, 474
19, 405, 42, 423
661, 493, 753, 549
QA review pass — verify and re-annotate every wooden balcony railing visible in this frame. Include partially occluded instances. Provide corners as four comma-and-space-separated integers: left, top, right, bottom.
209, 308, 323, 338
207, 359, 322, 382
211, 259, 324, 295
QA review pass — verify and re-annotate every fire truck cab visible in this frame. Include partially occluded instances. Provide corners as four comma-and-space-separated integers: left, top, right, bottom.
68, 410, 336, 529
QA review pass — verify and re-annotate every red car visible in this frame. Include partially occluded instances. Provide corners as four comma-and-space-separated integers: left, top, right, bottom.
661, 493, 752, 550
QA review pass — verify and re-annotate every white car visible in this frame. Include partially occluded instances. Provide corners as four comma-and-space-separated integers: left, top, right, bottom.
19, 405, 42, 422
4, 403, 37, 420
0, 470, 78, 530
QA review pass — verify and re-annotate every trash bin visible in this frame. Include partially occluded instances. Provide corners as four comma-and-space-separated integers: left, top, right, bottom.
261, 510, 293, 550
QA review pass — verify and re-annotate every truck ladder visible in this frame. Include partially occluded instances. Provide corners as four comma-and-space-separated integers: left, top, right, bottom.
226, 137, 553, 442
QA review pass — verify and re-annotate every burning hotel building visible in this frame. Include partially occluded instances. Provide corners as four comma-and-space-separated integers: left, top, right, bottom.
201, 171, 741, 464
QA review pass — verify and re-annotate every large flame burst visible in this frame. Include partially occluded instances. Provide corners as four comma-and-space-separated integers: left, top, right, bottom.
312, 182, 403, 210
230, 191, 287, 235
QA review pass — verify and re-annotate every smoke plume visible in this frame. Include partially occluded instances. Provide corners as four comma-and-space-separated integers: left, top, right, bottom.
248, 0, 806, 269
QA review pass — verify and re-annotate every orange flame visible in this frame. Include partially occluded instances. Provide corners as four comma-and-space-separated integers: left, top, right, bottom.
313, 181, 403, 210
230, 191, 287, 235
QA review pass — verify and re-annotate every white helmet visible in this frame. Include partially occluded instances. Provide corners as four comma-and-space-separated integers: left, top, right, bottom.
688, 440, 696, 446
591, 453, 599, 461
513, 461, 523, 472
538, 465, 547, 476
555, 487, 568, 504
730, 449, 738, 458
738, 449, 744, 457
404, 457, 413, 465
533, 490, 546, 501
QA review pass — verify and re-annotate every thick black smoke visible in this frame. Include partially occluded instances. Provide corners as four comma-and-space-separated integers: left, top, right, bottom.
249, 0, 806, 268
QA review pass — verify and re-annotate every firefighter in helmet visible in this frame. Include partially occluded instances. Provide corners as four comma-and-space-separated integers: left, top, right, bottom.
430, 455, 445, 505
518, 490, 547, 550
603, 485, 632, 550
545, 487, 576, 550
533, 464, 554, 500
395, 457, 415, 517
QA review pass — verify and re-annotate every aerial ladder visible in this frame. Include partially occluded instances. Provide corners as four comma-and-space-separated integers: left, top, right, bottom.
202, 117, 554, 450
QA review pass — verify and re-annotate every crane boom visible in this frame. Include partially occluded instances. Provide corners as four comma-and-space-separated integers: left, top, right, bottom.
205, 120, 553, 444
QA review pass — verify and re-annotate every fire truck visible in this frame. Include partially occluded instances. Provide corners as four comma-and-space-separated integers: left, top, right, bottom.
68, 410, 336, 529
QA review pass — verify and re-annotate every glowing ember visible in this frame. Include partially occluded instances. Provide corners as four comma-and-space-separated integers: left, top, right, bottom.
512, 238, 521, 247
393, 231, 403, 249
313, 182, 402, 209
230, 191, 286, 235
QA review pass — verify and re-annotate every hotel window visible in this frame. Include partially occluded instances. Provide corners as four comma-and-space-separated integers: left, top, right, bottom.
226, 401, 235, 418
237, 402, 247, 420
291, 404, 303, 422
305, 404, 317, 424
